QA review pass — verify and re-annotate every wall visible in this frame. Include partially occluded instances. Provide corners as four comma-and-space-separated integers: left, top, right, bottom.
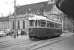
63, 16, 74, 32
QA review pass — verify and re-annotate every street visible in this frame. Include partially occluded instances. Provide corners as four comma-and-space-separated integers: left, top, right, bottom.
0, 32, 73, 50
37, 35, 74, 50
0, 0, 74, 50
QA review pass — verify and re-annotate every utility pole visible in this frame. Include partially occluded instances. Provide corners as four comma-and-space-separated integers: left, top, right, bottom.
14, 0, 17, 38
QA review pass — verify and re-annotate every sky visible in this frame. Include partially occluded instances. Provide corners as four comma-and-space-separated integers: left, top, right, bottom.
0, 0, 48, 17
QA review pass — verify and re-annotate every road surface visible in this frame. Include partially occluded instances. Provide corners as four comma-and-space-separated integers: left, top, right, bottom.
0, 32, 73, 50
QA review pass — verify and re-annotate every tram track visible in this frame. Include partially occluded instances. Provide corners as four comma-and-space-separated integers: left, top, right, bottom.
25, 36, 71, 50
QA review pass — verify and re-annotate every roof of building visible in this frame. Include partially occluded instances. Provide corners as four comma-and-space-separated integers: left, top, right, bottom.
14, 1, 53, 15
0, 17, 9, 22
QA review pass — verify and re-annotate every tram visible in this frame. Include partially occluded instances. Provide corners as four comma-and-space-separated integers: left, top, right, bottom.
28, 15, 62, 39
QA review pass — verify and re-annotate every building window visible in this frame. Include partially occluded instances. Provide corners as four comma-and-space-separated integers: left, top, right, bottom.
23, 20, 25, 29
18, 20, 20, 29
13, 21, 15, 29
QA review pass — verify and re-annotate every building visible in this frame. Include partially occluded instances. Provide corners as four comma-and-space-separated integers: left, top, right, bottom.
10, 0, 74, 33
0, 17, 9, 31
48, 0, 74, 32
0, 0, 73, 34
9, 1, 55, 32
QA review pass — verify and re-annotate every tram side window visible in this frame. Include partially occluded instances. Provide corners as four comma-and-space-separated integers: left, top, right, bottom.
55, 23, 62, 28
58, 24, 62, 28
55, 23, 58, 28
29, 20, 34, 26
47, 21, 50, 27
60, 24, 62, 28
35, 20, 37, 26
40, 20, 46, 27
37, 20, 46, 27
38, 20, 40, 26
50, 22, 54, 28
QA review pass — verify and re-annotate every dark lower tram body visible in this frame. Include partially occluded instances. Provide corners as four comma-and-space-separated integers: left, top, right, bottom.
29, 28, 62, 39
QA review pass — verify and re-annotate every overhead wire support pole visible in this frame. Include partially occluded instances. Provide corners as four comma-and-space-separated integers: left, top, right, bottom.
14, 0, 17, 38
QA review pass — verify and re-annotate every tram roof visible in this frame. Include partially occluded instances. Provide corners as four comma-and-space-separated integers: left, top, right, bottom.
28, 15, 62, 24
28, 15, 48, 20
48, 19, 62, 24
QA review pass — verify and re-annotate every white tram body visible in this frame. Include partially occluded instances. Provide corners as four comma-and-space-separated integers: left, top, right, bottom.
28, 15, 62, 39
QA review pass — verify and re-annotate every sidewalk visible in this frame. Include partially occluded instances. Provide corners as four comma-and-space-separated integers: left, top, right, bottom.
0, 32, 73, 43
0, 35, 29, 43
61, 32, 74, 37
38, 33, 74, 50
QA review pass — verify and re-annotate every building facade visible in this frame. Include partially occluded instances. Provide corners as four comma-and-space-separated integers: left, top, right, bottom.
9, 0, 74, 33
0, 0, 73, 34
63, 15, 74, 32
9, 1, 54, 31
0, 17, 9, 31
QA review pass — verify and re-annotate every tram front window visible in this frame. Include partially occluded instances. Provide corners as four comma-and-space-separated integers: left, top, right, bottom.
29, 20, 34, 26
